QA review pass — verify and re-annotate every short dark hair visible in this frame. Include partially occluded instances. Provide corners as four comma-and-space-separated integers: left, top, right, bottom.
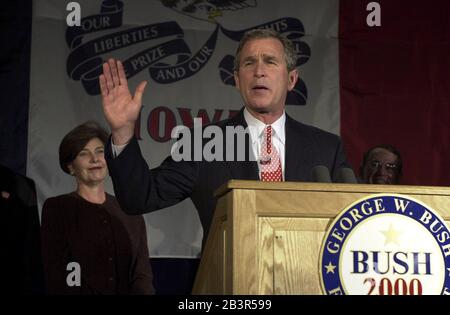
361, 144, 403, 175
233, 28, 297, 72
59, 121, 109, 174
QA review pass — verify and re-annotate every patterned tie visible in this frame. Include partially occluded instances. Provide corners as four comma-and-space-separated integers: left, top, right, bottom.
260, 125, 283, 181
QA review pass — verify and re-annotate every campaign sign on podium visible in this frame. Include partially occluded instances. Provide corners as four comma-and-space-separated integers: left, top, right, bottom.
192, 181, 450, 295
320, 194, 450, 295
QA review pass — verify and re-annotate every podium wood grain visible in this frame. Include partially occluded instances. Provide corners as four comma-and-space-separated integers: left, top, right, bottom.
192, 180, 450, 294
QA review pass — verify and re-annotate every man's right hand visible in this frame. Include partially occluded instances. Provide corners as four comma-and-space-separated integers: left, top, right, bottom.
99, 58, 147, 145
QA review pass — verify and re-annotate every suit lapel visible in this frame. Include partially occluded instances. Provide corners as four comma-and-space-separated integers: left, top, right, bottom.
284, 114, 312, 181
224, 109, 259, 180
223, 110, 316, 181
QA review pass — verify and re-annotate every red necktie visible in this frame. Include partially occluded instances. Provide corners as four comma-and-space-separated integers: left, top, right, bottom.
260, 126, 283, 181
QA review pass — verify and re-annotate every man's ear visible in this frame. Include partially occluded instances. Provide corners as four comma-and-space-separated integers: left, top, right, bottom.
287, 69, 298, 91
234, 71, 240, 91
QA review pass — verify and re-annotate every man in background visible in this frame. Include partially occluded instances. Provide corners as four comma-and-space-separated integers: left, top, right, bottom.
359, 144, 402, 185
0, 164, 44, 294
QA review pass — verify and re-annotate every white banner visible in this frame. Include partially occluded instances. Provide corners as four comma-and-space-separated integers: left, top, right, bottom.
29, 0, 339, 257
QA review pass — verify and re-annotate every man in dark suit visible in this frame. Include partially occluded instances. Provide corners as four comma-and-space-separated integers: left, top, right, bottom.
0, 164, 45, 294
100, 29, 349, 245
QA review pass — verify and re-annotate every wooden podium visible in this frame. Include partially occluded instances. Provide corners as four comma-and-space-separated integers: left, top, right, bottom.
191, 180, 450, 295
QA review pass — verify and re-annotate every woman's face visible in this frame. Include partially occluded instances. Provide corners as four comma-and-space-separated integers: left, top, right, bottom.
68, 137, 107, 186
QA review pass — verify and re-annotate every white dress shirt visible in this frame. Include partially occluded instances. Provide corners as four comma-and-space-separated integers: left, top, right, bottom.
111, 140, 127, 157
243, 108, 286, 180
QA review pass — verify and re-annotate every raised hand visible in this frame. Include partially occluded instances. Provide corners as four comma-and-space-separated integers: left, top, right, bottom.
99, 58, 147, 145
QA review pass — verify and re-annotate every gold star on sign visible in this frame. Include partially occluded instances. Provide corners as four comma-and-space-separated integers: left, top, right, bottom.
381, 223, 402, 246
324, 262, 336, 274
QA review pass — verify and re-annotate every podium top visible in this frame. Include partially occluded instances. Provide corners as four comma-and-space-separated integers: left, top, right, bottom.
215, 180, 450, 198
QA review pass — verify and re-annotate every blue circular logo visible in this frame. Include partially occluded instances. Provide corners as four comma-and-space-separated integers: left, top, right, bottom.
320, 194, 450, 295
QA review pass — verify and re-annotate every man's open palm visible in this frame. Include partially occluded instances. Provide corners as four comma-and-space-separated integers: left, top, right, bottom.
99, 59, 147, 144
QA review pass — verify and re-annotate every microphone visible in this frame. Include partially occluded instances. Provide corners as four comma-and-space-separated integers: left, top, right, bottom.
335, 167, 358, 184
311, 165, 331, 183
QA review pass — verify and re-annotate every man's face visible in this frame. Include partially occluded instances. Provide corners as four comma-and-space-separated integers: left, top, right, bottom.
362, 148, 401, 184
234, 37, 298, 117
